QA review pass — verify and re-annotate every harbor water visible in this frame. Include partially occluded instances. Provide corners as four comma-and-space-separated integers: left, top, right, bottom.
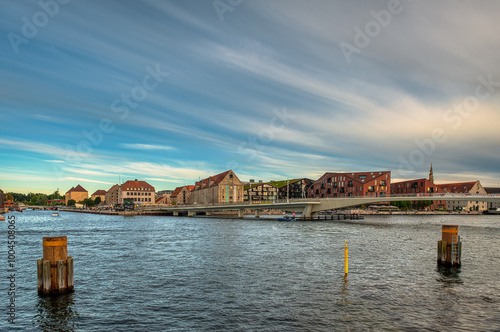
1, 210, 499, 331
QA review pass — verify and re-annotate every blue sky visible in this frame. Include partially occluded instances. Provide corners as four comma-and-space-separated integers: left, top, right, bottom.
1, 0, 500, 194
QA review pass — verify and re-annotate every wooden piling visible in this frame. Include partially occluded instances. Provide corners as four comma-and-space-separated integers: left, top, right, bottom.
37, 259, 43, 293
38, 236, 74, 295
437, 225, 461, 266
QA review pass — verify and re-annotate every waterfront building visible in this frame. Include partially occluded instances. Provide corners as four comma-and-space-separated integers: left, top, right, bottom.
244, 181, 278, 202
157, 190, 174, 196
155, 190, 174, 205
170, 185, 195, 205
119, 179, 155, 205
484, 187, 500, 209
244, 178, 314, 202
4, 200, 15, 209
272, 178, 314, 200
105, 184, 120, 206
191, 170, 244, 204
437, 180, 487, 211
390, 178, 445, 210
0, 189, 3, 209
308, 171, 391, 198
65, 185, 88, 204
91, 190, 107, 204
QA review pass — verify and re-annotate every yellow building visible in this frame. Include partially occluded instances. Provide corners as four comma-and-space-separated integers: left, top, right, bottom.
438, 180, 487, 211
91, 190, 107, 204
119, 180, 155, 205
65, 185, 88, 204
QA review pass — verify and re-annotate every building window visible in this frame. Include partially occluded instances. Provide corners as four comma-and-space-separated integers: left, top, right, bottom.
380, 180, 386, 186
347, 181, 353, 187
368, 186, 375, 192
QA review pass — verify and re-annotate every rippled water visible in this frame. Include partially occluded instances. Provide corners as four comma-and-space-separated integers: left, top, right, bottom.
1, 210, 499, 331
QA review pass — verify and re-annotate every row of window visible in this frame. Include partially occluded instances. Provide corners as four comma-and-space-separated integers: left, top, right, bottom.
128, 197, 152, 202
126, 192, 153, 196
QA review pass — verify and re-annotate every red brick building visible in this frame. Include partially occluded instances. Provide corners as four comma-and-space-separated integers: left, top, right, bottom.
0, 189, 4, 210
308, 171, 391, 198
390, 178, 445, 210
171, 185, 195, 205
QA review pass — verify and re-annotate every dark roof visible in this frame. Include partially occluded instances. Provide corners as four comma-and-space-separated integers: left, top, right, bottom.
484, 187, 500, 194
92, 190, 107, 196
315, 171, 390, 184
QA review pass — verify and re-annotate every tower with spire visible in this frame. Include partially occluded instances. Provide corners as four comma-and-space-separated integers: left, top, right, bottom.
429, 163, 434, 183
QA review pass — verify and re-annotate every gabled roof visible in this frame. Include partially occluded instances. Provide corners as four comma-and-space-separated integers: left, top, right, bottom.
155, 196, 166, 204
437, 181, 477, 193
120, 180, 155, 191
92, 190, 107, 196
170, 186, 183, 198
171, 185, 195, 198
194, 170, 237, 190
107, 184, 119, 192
66, 184, 87, 194
184, 185, 195, 191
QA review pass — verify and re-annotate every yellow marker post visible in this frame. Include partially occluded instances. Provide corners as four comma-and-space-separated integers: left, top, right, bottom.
344, 240, 348, 276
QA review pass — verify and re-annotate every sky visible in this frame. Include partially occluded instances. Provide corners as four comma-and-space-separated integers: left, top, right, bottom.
1, 0, 500, 195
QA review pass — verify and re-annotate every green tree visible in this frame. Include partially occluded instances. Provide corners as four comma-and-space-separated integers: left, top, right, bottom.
5, 193, 14, 201
393, 201, 412, 211
94, 197, 101, 205
67, 199, 76, 206
82, 198, 94, 207
30, 194, 48, 206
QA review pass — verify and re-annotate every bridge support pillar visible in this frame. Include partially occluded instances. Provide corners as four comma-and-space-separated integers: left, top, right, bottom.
255, 210, 260, 218
173, 211, 179, 216
206, 212, 212, 216
302, 204, 313, 219
238, 209, 244, 218
188, 211, 195, 217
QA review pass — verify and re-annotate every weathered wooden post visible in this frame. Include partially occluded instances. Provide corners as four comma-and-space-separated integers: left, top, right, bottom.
37, 236, 74, 295
437, 225, 461, 266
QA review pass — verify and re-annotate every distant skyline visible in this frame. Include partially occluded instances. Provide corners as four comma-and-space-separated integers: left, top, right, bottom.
1, 0, 500, 194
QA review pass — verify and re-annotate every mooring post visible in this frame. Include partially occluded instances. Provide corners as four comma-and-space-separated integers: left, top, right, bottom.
344, 240, 348, 276
38, 236, 74, 295
437, 225, 461, 266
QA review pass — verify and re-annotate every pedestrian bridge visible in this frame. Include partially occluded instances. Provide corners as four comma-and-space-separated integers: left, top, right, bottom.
138, 194, 500, 218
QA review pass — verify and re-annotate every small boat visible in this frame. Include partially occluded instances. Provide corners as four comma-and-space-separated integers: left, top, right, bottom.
277, 216, 295, 222
52, 212, 59, 217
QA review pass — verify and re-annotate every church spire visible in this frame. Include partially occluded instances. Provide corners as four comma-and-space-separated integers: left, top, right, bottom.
429, 163, 434, 183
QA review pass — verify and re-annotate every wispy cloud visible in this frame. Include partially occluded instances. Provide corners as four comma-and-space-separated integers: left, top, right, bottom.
120, 143, 176, 151
63, 177, 114, 185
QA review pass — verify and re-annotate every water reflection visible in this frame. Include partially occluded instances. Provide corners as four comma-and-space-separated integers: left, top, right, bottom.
436, 265, 462, 285
33, 293, 79, 332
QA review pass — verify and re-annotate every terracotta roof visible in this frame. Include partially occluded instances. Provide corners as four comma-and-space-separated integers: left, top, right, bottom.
155, 196, 166, 204
66, 184, 87, 194
171, 185, 194, 198
120, 180, 155, 191
170, 186, 183, 198
194, 170, 235, 190
92, 190, 107, 196
437, 181, 476, 193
